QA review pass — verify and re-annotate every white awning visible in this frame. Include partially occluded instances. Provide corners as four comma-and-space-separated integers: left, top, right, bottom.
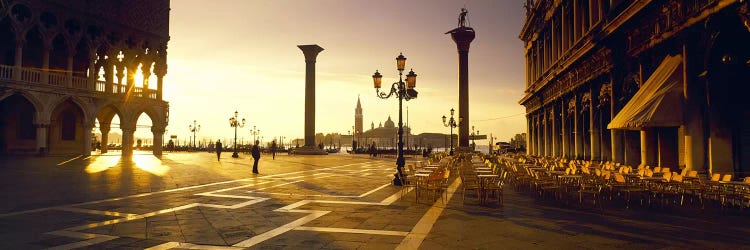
607, 55, 684, 130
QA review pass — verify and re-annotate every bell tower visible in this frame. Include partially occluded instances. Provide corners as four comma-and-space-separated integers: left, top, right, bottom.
355, 96, 363, 135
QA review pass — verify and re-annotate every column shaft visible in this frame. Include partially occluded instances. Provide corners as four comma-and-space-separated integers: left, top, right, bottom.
640, 129, 658, 167
36, 124, 48, 155
458, 49, 470, 148
83, 124, 92, 156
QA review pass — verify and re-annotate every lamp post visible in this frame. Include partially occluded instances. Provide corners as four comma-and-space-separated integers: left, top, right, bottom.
372, 52, 418, 186
229, 111, 246, 158
442, 108, 462, 156
189, 120, 200, 151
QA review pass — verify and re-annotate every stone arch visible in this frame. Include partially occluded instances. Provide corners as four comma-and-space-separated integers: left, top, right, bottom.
0, 90, 43, 117
48, 97, 87, 155
0, 93, 39, 154
22, 26, 42, 69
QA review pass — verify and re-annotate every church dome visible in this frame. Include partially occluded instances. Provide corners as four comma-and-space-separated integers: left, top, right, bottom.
384, 116, 395, 128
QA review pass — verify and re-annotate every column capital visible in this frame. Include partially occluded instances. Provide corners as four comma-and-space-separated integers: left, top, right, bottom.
298, 44, 324, 62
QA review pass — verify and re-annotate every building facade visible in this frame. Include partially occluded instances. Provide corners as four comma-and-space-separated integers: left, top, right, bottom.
519, 0, 750, 174
0, 0, 170, 156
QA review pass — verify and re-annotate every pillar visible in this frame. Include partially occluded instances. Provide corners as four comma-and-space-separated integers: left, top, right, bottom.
296, 44, 327, 155
574, 100, 583, 159
83, 123, 93, 156
35, 123, 49, 156
87, 50, 97, 91
448, 26, 475, 150
682, 44, 705, 172
527, 115, 534, 155
640, 129, 658, 167
152, 126, 164, 156
66, 52, 74, 87
561, 101, 568, 158
551, 108, 558, 156
14, 37, 24, 81
537, 114, 543, 156
658, 128, 679, 169
116, 63, 125, 94
121, 125, 135, 158
100, 124, 110, 153
590, 93, 601, 161
42, 44, 50, 85
542, 109, 548, 156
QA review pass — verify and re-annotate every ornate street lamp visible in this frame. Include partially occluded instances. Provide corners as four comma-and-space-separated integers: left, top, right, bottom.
442, 108, 462, 156
189, 120, 201, 151
372, 52, 418, 186
229, 111, 246, 158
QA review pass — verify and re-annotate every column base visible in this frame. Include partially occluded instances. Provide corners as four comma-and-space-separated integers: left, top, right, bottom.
293, 146, 329, 155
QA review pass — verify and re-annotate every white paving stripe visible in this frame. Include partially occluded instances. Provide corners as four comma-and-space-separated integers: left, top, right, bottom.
1, 161, 379, 218
55, 207, 138, 218
396, 177, 461, 250
56, 155, 82, 166
34, 159, 400, 249
294, 226, 409, 236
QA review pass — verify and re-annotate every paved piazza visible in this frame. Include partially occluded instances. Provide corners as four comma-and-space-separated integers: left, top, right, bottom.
1, 152, 750, 249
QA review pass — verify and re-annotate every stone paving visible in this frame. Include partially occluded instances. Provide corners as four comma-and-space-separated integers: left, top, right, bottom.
0, 152, 749, 249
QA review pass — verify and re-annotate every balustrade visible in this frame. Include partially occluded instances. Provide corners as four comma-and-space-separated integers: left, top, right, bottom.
1, 64, 158, 99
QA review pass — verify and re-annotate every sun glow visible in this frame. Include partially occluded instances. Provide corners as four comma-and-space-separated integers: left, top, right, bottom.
131, 154, 170, 176
85, 155, 120, 174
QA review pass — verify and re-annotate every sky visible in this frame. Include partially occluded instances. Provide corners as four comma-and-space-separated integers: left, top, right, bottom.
140, 0, 528, 145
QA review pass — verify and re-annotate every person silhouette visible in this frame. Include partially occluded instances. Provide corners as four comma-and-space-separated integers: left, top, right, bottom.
215, 140, 222, 161
271, 140, 277, 160
251, 140, 261, 174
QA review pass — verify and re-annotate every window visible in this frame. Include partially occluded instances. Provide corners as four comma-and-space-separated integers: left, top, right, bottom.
61, 111, 76, 140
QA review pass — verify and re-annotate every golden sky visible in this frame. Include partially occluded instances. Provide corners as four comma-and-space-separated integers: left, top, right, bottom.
139, 0, 527, 145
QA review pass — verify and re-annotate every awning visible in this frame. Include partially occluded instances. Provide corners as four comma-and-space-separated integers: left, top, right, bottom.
607, 55, 684, 130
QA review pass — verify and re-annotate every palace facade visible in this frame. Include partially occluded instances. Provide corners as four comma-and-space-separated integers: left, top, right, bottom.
0, 0, 170, 156
519, 0, 750, 174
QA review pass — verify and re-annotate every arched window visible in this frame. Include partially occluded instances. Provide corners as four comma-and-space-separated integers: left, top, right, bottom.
61, 111, 76, 140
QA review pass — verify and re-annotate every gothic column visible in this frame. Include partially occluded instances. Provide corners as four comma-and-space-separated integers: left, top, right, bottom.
14, 37, 24, 81
121, 124, 135, 158
41, 42, 51, 85
115, 63, 125, 94
142, 63, 151, 98
152, 126, 164, 156
83, 122, 93, 156
155, 61, 166, 100
66, 49, 75, 87
641, 129, 658, 167
35, 123, 49, 156
100, 124, 110, 153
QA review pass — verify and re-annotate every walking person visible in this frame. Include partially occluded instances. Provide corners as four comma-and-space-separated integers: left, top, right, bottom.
215, 140, 223, 161
271, 140, 277, 160
251, 140, 261, 174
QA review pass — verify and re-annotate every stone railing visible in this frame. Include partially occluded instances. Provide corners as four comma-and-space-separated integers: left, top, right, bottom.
0, 64, 158, 100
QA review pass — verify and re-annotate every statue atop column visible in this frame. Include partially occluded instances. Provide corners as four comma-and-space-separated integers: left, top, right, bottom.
458, 8, 468, 27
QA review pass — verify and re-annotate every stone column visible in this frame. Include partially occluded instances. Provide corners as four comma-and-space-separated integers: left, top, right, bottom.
121, 125, 135, 158
561, 101, 569, 158
537, 115, 543, 156
640, 129, 658, 167
590, 94, 601, 161
35, 123, 49, 156
116, 63, 125, 94
83, 122, 93, 156
296, 44, 327, 155
14, 37, 24, 81
152, 126, 164, 156
448, 27, 475, 150
66, 52, 75, 87
100, 125, 110, 154
42, 44, 51, 85
574, 99, 583, 159
682, 44, 705, 171
155, 61, 166, 100
551, 108, 559, 157
542, 109, 548, 156
527, 115, 534, 155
